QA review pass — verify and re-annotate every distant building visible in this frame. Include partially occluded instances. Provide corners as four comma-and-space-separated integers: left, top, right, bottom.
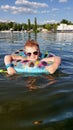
41, 28, 49, 33
57, 24, 73, 32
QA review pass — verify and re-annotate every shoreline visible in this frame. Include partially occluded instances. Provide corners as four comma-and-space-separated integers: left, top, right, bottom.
0, 30, 73, 33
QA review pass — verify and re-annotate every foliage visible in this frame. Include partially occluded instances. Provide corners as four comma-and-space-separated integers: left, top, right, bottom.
33, 17, 37, 32
44, 23, 57, 32
27, 19, 31, 31
0, 18, 73, 31
60, 19, 72, 25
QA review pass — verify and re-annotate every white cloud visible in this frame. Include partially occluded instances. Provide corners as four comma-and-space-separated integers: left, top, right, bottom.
52, 8, 59, 11
0, 0, 48, 14
1, 5, 37, 14
15, 0, 48, 8
65, 7, 71, 10
41, 10, 50, 14
42, 20, 59, 24
59, 0, 68, 2
50, 0, 68, 2
0, 19, 15, 23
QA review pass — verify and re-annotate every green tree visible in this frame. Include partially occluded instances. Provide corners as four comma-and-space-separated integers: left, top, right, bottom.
23, 24, 28, 30
28, 19, 31, 31
52, 24, 57, 32
33, 17, 37, 32
8, 22, 14, 29
61, 19, 72, 25
17, 24, 21, 31
45, 24, 52, 31
13, 23, 18, 31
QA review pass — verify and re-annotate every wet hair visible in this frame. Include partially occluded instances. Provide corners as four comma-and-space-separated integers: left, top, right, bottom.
24, 40, 40, 50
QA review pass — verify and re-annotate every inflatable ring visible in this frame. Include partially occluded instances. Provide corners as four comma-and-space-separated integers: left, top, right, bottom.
12, 49, 54, 74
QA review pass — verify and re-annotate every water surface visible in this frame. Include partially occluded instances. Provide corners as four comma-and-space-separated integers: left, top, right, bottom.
0, 32, 73, 130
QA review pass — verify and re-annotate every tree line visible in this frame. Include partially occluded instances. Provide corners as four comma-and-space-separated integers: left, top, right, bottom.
0, 18, 73, 32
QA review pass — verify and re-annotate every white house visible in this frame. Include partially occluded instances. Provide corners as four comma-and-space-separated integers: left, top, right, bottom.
57, 24, 73, 32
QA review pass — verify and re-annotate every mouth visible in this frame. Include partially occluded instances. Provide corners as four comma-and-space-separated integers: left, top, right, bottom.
29, 62, 34, 67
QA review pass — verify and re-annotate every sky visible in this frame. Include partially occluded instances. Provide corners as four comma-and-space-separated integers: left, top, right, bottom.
0, 0, 73, 24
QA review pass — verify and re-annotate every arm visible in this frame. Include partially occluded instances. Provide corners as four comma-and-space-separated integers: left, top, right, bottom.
4, 54, 27, 75
41, 56, 61, 74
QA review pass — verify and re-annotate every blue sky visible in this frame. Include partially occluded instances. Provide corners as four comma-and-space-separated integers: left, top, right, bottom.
0, 0, 73, 24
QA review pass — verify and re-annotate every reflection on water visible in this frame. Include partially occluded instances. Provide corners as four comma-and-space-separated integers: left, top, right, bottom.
0, 31, 37, 43
0, 32, 73, 129
56, 33, 73, 42
0, 31, 73, 45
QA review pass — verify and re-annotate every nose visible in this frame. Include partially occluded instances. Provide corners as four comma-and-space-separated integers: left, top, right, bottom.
30, 53, 35, 58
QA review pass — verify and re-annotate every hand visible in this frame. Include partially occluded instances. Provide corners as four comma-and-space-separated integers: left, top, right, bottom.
7, 67, 16, 75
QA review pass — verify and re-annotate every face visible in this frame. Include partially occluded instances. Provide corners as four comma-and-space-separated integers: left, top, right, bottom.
25, 46, 39, 61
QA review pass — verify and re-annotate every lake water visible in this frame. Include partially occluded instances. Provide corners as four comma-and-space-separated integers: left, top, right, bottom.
0, 31, 73, 130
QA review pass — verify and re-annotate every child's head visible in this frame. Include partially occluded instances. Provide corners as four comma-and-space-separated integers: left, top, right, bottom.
24, 40, 40, 61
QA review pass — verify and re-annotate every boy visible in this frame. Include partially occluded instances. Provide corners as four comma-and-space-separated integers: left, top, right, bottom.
4, 40, 61, 75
